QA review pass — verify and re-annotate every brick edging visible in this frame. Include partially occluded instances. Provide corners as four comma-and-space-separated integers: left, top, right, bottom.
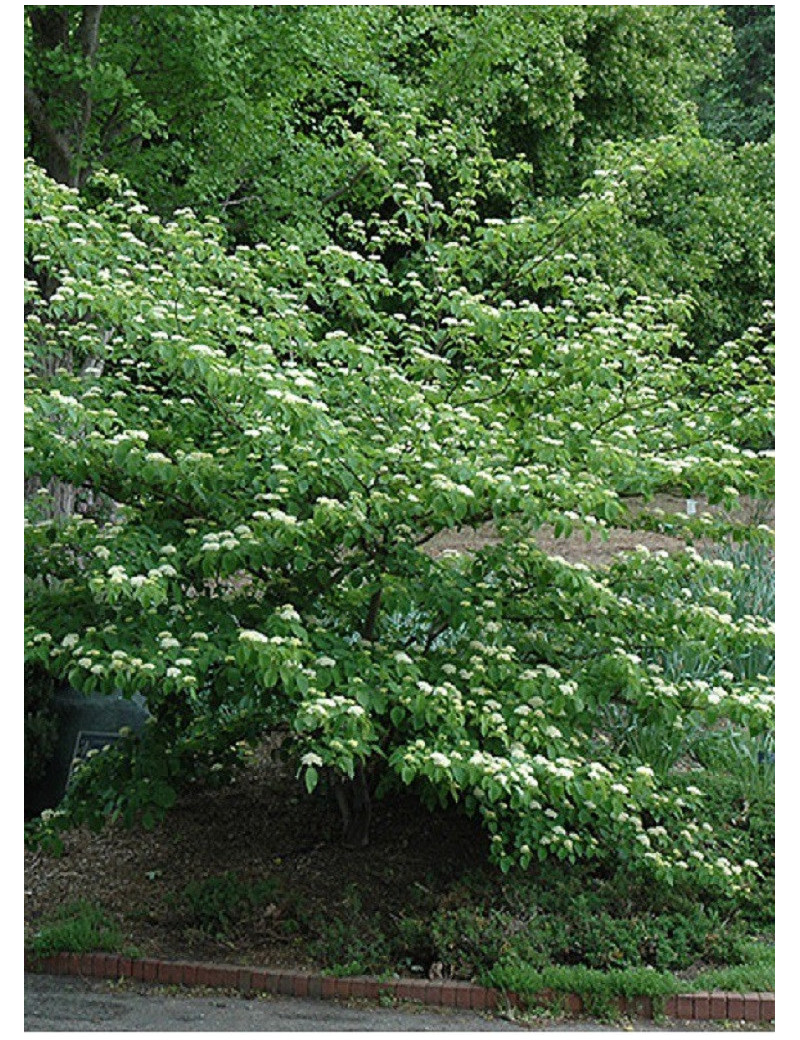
24, 952, 776, 1023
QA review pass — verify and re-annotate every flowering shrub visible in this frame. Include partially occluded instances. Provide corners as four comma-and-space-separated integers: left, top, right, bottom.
24, 129, 773, 895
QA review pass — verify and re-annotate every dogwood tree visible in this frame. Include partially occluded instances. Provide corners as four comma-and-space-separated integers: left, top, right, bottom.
24, 116, 773, 893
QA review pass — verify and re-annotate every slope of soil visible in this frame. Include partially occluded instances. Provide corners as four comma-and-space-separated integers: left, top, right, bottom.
25, 748, 492, 972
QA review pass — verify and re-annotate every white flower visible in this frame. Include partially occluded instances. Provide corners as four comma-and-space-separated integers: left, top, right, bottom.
239, 630, 269, 643
301, 752, 323, 768
430, 752, 451, 769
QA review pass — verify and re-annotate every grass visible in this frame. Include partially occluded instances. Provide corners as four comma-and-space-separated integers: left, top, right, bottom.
28, 900, 133, 958
688, 942, 774, 993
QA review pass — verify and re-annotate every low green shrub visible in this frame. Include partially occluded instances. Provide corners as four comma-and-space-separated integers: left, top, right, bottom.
430, 897, 751, 978
171, 871, 281, 937
305, 889, 394, 975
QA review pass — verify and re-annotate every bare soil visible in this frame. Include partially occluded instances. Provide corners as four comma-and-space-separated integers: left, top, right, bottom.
424, 493, 773, 565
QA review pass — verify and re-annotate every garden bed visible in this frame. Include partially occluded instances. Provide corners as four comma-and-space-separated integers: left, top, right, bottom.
25, 494, 774, 1012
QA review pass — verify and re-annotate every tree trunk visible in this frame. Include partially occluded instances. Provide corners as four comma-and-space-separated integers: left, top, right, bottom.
331, 763, 371, 849
26, 6, 105, 188
329, 582, 382, 846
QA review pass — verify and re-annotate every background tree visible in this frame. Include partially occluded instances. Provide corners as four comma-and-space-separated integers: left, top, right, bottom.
698, 6, 775, 144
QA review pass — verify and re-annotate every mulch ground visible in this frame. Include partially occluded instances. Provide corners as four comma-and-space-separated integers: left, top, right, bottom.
25, 747, 491, 970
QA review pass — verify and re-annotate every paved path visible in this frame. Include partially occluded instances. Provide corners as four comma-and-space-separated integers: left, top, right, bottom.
24, 974, 770, 1032
24, 974, 525, 1032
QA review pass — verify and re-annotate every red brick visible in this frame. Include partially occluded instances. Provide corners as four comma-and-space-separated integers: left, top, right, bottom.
141, 959, 159, 983
103, 953, 122, 978
564, 992, 584, 1015
709, 992, 728, 1019
395, 980, 424, 1002
728, 994, 745, 1019
484, 987, 500, 1010
307, 975, 323, 999
470, 985, 490, 1010
78, 953, 96, 976
349, 978, 380, 1000
180, 963, 199, 987
117, 956, 133, 980
693, 993, 711, 1020
293, 974, 310, 998
235, 968, 252, 995
95, 953, 113, 977
743, 994, 761, 1022
154, 961, 174, 986
333, 977, 352, 999
56, 953, 71, 975
170, 962, 188, 986
664, 995, 678, 1017
249, 968, 278, 994
454, 985, 471, 1010
321, 975, 337, 999
676, 994, 693, 1019
223, 965, 241, 988
759, 993, 775, 1021
199, 965, 228, 988
194, 964, 213, 988
434, 981, 452, 1007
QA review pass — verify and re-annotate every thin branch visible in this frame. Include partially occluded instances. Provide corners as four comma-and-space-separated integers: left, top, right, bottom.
320, 163, 370, 207
362, 586, 383, 643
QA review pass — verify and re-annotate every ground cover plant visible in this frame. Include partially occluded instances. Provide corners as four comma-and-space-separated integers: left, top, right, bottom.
25, 5, 774, 1009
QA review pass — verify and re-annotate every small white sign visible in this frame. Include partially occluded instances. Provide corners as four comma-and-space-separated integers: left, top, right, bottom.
686, 498, 697, 516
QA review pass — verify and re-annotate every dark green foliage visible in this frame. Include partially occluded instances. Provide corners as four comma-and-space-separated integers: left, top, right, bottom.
429, 878, 752, 977
171, 871, 281, 938
24, 6, 731, 234
699, 6, 775, 144
24, 661, 58, 788
291, 858, 769, 996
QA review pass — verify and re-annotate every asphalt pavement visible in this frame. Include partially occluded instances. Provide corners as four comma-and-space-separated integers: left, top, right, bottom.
24, 973, 526, 1031
23, 974, 771, 1032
